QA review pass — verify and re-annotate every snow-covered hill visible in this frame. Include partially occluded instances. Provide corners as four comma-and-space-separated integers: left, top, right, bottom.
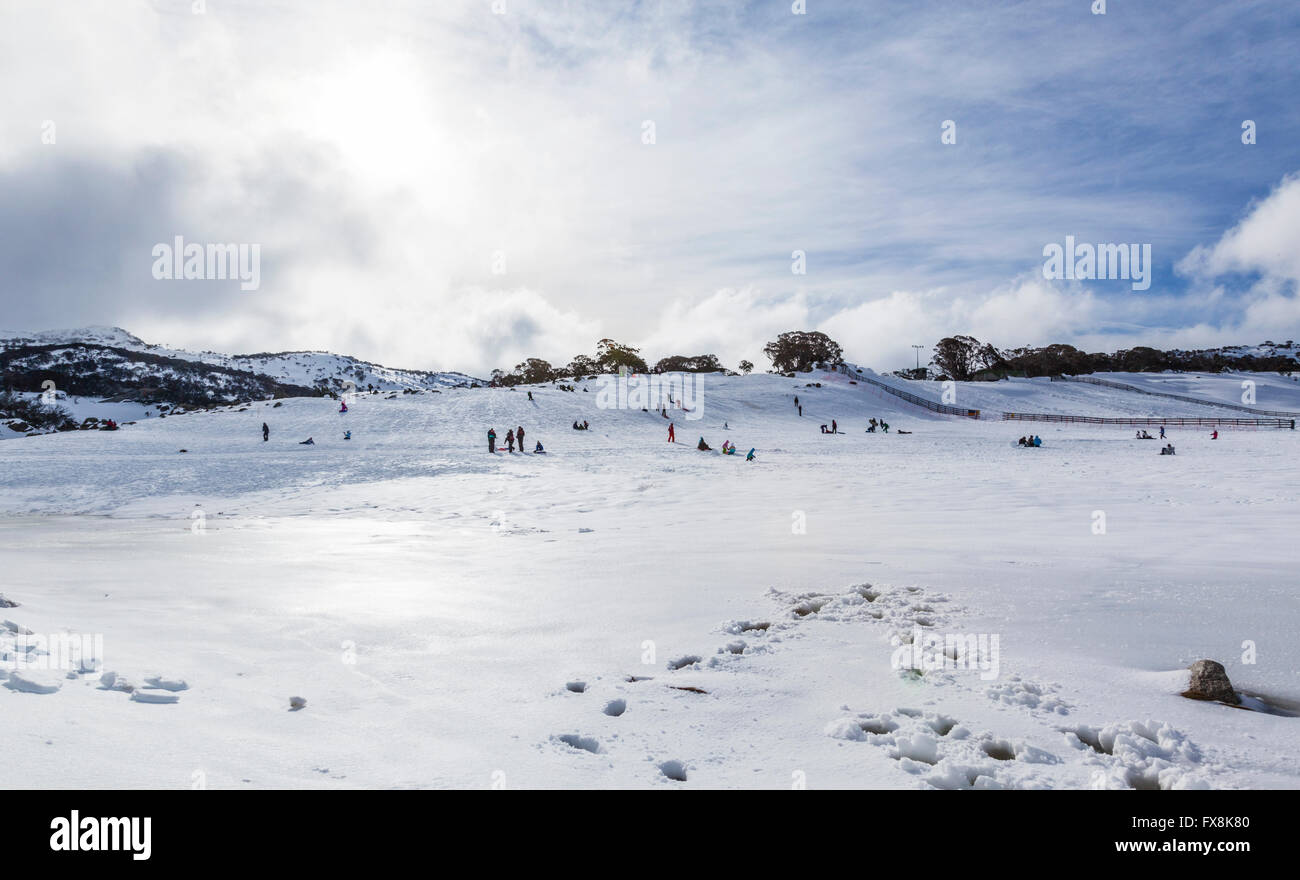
1177, 341, 1300, 363
3, 368, 1297, 789
0, 326, 482, 393
0, 327, 483, 437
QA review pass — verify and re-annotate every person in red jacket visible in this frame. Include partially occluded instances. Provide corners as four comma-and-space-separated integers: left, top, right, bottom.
668, 422, 675, 443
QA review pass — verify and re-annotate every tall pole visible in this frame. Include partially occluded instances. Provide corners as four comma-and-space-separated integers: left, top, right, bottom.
912, 345, 923, 373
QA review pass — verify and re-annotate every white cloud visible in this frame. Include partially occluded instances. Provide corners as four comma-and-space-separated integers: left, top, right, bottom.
3, 1, 1299, 374
1178, 173, 1300, 285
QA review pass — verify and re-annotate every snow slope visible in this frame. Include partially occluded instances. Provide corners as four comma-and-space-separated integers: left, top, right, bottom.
877, 372, 1300, 419
0, 326, 481, 393
2, 369, 1297, 789
1100, 371, 1300, 413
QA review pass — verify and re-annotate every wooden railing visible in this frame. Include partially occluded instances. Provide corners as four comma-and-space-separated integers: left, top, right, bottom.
1002, 412, 1294, 428
833, 364, 980, 418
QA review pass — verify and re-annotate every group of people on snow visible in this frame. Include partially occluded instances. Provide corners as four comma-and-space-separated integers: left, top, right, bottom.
487, 425, 542, 453
1017, 435, 1043, 447
693, 435, 755, 460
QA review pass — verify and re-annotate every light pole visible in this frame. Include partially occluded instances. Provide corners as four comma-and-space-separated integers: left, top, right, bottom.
912, 345, 924, 375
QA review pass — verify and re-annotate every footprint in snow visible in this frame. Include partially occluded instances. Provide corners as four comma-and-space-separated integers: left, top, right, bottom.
658, 760, 688, 782
556, 734, 601, 754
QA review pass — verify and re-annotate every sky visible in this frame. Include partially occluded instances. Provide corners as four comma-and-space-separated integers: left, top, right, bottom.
2, 0, 1299, 376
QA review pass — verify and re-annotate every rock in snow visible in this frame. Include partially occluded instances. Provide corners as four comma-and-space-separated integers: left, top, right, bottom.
1185, 659, 1239, 704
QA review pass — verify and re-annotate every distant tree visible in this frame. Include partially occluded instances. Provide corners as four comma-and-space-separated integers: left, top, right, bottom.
1114, 346, 1167, 373
595, 339, 648, 374
0, 390, 75, 431
563, 354, 599, 378
1004, 343, 1091, 377
763, 331, 843, 373
513, 358, 555, 384
653, 354, 724, 373
737, 359, 754, 374
930, 336, 1003, 381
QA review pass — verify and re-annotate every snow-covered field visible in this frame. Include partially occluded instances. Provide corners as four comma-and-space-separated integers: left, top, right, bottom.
2, 370, 1298, 789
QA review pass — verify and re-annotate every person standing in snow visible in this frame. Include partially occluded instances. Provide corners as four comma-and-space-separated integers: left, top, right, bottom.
794, 395, 799, 408
831, 419, 837, 434
516, 425, 525, 450
262, 422, 269, 442
1211, 429, 1218, 440
506, 429, 515, 452
488, 429, 496, 453
668, 422, 675, 443
527, 391, 534, 401
746, 448, 755, 461
1159, 425, 1166, 439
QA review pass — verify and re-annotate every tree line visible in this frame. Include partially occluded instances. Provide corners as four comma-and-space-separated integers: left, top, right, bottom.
488, 331, 844, 386
926, 336, 1298, 381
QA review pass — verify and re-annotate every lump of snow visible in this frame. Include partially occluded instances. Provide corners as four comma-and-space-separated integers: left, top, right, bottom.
893, 734, 939, 765
131, 691, 180, 704
0, 594, 18, 608
825, 718, 869, 741
564, 681, 587, 693
603, 699, 627, 717
722, 620, 770, 635
4, 672, 62, 694
289, 696, 307, 710
144, 676, 189, 692
1013, 743, 1061, 765
666, 654, 702, 671
99, 671, 134, 692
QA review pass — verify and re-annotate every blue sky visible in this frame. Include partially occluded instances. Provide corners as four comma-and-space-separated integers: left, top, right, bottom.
1, 0, 1298, 374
